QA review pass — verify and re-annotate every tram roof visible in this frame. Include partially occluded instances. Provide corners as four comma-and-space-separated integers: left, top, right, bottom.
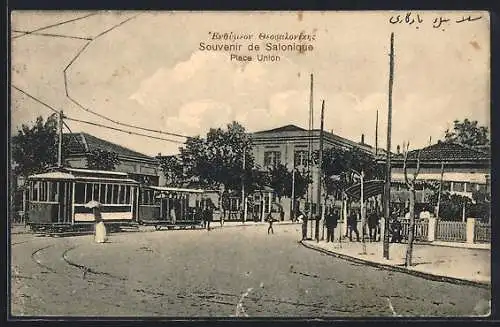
28, 170, 139, 184
149, 186, 205, 193
64, 168, 129, 176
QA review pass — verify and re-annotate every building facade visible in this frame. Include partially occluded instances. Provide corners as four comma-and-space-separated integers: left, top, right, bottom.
249, 124, 375, 218
389, 142, 491, 206
64, 133, 161, 186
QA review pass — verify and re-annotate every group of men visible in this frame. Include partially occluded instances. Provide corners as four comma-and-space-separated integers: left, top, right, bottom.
298, 207, 384, 243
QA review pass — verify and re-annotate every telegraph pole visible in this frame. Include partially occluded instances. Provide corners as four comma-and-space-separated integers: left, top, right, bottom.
58, 110, 64, 167
383, 32, 395, 260
307, 73, 314, 238
291, 168, 296, 220
242, 148, 246, 223
315, 100, 325, 242
375, 110, 379, 156
436, 161, 445, 219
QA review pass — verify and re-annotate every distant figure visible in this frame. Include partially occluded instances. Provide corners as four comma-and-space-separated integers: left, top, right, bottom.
93, 207, 107, 244
170, 206, 177, 225
298, 210, 308, 240
325, 208, 339, 242
266, 212, 275, 234
204, 200, 214, 231
368, 210, 380, 242
347, 210, 360, 242
390, 217, 402, 243
419, 209, 431, 219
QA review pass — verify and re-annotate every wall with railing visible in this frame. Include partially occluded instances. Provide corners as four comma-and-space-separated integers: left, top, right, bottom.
381, 217, 490, 247
436, 221, 467, 242
474, 222, 491, 243
400, 219, 429, 241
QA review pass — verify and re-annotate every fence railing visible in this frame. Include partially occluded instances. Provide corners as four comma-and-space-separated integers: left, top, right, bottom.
400, 219, 429, 241
474, 222, 491, 243
436, 221, 467, 242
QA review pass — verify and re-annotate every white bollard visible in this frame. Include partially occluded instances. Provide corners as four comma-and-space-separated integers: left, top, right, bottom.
466, 218, 476, 244
427, 217, 437, 242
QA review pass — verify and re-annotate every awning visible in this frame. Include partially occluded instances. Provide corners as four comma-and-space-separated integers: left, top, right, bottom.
345, 180, 385, 201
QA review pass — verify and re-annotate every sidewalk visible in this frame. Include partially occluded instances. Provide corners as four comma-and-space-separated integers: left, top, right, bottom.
302, 239, 490, 287
213, 220, 299, 228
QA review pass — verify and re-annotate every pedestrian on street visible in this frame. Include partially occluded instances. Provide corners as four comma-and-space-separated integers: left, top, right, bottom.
368, 209, 379, 242
347, 210, 360, 242
390, 217, 402, 243
298, 209, 308, 240
204, 200, 214, 231
266, 212, 275, 234
92, 204, 108, 243
325, 208, 339, 242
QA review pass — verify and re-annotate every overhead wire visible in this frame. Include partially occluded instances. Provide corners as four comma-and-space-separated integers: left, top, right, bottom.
12, 13, 99, 39
65, 117, 185, 144
11, 85, 185, 144
12, 30, 93, 41
61, 13, 190, 140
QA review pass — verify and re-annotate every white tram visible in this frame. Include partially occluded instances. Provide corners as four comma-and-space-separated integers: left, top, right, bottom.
25, 168, 139, 232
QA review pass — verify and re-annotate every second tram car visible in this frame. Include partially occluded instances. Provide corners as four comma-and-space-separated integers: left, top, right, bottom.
137, 186, 206, 230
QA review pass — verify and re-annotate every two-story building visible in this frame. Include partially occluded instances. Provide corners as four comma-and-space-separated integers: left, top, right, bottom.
249, 124, 375, 218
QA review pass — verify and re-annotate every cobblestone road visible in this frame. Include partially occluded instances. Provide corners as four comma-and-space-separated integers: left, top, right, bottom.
10, 224, 490, 317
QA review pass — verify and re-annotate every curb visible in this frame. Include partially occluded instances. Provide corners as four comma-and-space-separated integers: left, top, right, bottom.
300, 241, 490, 289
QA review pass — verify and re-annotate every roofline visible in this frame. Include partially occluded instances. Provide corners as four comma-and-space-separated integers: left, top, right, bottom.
66, 152, 159, 164
64, 132, 156, 161
65, 168, 129, 176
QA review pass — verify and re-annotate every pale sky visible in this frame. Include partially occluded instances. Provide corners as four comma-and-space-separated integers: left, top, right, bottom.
11, 11, 490, 156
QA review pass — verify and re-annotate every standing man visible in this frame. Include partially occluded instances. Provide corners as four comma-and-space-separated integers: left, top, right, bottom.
368, 209, 379, 242
266, 212, 275, 234
299, 209, 308, 240
347, 209, 360, 242
325, 207, 338, 242
330, 208, 340, 242
205, 199, 214, 231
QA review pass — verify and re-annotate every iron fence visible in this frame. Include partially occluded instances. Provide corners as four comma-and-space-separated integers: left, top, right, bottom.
436, 221, 467, 242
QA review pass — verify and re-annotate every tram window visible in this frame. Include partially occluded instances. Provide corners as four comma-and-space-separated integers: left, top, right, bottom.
32, 181, 40, 201
75, 183, 85, 204
39, 181, 46, 202
106, 184, 112, 204
119, 185, 126, 204
92, 184, 99, 201
100, 184, 107, 204
48, 182, 58, 202
125, 185, 131, 204
112, 185, 119, 204
85, 183, 93, 203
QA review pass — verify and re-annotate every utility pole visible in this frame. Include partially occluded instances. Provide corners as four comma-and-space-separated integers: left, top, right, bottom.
307, 73, 314, 238
242, 148, 246, 223
375, 110, 379, 156
315, 100, 325, 242
436, 161, 445, 219
361, 170, 366, 254
383, 32, 395, 260
58, 110, 64, 167
291, 168, 296, 221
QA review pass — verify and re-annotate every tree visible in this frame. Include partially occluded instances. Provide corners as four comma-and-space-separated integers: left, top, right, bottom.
159, 155, 185, 186
11, 114, 70, 178
179, 121, 254, 192
264, 163, 311, 202
402, 141, 422, 267
444, 119, 489, 146
85, 149, 121, 171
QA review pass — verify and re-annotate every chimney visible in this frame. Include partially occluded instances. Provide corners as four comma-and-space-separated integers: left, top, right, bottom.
361, 134, 365, 145
396, 145, 400, 154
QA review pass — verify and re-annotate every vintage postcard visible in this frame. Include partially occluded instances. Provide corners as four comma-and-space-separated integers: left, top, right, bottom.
9, 11, 490, 318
